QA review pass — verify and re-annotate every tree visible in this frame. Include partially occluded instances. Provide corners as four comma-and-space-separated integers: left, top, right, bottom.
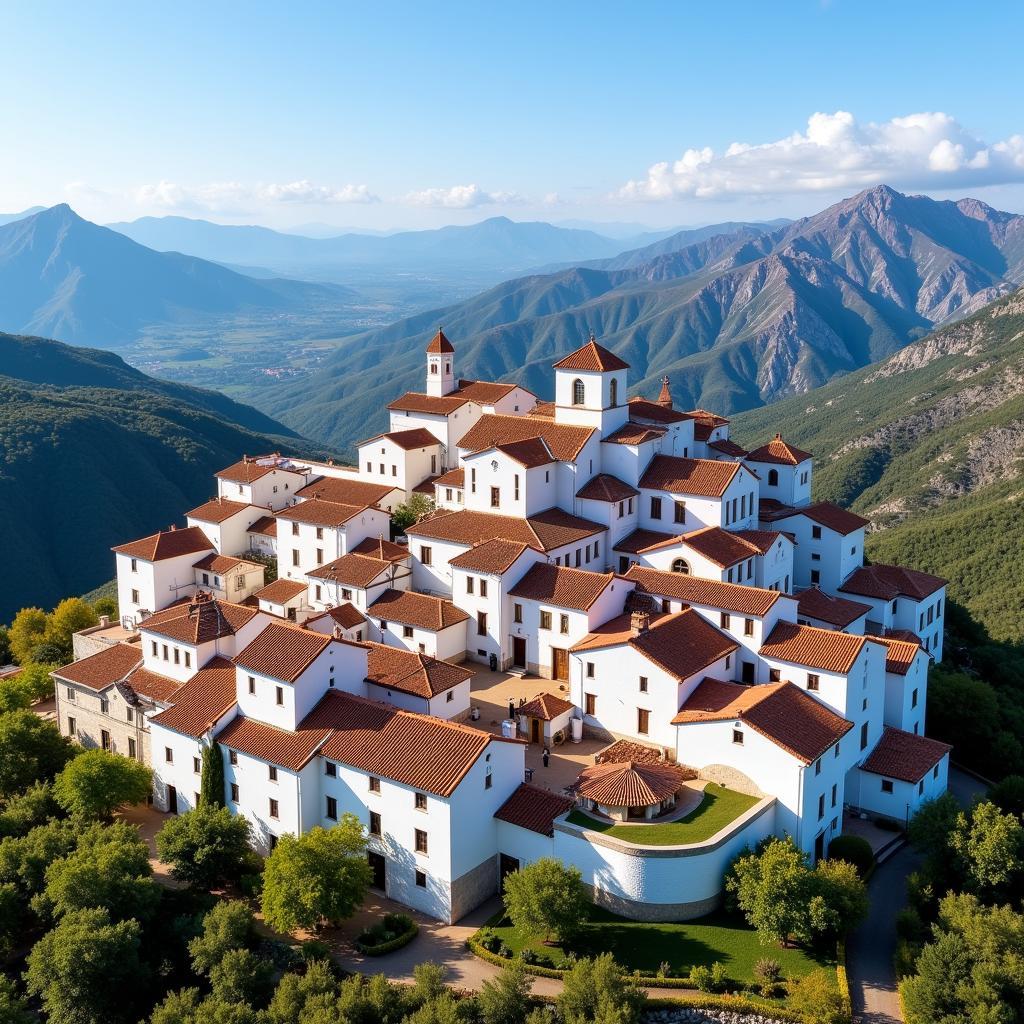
43, 599, 98, 663
200, 741, 226, 808
39, 820, 157, 923
477, 958, 531, 1024
392, 493, 434, 533
0, 819, 79, 897
209, 948, 275, 1007
0, 625, 11, 667
823, 834, 874, 878
809, 858, 869, 938
24, 907, 145, 1024
0, 711, 73, 799
949, 800, 1024, 896
989, 774, 1024, 817
0, 678, 31, 714
156, 805, 252, 889
907, 792, 960, 863
0, 781, 61, 839
266, 960, 340, 1024
786, 970, 846, 1024
726, 837, 814, 945
92, 597, 118, 620
502, 857, 586, 944
188, 900, 255, 975
7, 608, 47, 665
52, 747, 152, 819
558, 954, 644, 1024
0, 883, 21, 956
10, 661, 59, 703
261, 819, 371, 933
0, 975, 32, 1024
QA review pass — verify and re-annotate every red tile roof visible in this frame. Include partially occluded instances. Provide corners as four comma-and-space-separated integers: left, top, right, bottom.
307, 603, 365, 632
382, 428, 443, 451
707, 439, 750, 458
509, 563, 616, 611
141, 597, 257, 645
234, 622, 333, 682
187, 497, 254, 524
681, 527, 761, 568
640, 454, 743, 498
367, 589, 469, 630
52, 643, 142, 692
349, 536, 410, 563
113, 526, 213, 562
759, 500, 869, 536
275, 499, 370, 528
217, 714, 332, 772
118, 665, 182, 703
387, 392, 472, 415
687, 409, 729, 442
552, 337, 630, 372
732, 529, 789, 553
247, 515, 277, 537
871, 635, 924, 675
149, 657, 237, 738
576, 474, 638, 502
456, 379, 523, 404
434, 468, 465, 488
627, 397, 691, 424
840, 563, 946, 602
306, 552, 392, 587
456, 414, 594, 462
797, 587, 871, 629
407, 508, 603, 554
495, 783, 574, 836
448, 539, 535, 575
193, 553, 256, 574
861, 727, 951, 783
673, 679, 853, 763
216, 456, 309, 485
572, 609, 738, 681
613, 528, 680, 554
760, 621, 871, 673
295, 477, 397, 506
595, 739, 667, 765
602, 424, 666, 446
254, 578, 307, 603
624, 564, 783, 617
364, 642, 472, 698
518, 692, 575, 721
746, 434, 813, 465
426, 328, 455, 353
528, 401, 556, 419
576, 760, 690, 807
489, 437, 554, 468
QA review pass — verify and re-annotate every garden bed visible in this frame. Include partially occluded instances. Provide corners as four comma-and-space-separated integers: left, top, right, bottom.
354, 912, 418, 955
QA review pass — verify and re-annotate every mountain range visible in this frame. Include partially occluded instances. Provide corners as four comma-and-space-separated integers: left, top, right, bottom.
0, 333, 314, 621
0, 205, 355, 347
254, 186, 1024, 451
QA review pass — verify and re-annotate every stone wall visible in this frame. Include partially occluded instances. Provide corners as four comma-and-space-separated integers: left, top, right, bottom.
449, 853, 498, 923
695, 763, 764, 798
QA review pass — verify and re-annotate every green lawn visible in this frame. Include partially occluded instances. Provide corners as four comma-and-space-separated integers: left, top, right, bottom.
480, 904, 833, 983
566, 784, 759, 845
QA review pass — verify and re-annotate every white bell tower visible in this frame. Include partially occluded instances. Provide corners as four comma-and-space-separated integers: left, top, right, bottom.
425, 328, 456, 397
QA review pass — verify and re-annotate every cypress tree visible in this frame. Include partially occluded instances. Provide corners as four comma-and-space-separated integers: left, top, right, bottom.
199, 741, 225, 808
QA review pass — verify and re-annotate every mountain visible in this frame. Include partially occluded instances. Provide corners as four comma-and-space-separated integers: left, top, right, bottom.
733, 287, 1024, 643
0, 206, 45, 225
0, 333, 320, 622
254, 187, 1024, 452
0, 205, 355, 347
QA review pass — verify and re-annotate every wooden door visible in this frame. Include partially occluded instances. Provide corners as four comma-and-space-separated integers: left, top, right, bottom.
530, 718, 540, 743
512, 636, 527, 668
167, 786, 178, 815
367, 851, 386, 891
552, 647, 569, 681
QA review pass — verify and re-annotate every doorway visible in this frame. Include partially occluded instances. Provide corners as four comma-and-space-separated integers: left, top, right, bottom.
813, 831, 825, 863
552, 647, 569, 681
530, 718, 541, 743
167, 785, 178, 815
512, 636, 527, 669
499, 853, 520, 891
367, 851, 386, 891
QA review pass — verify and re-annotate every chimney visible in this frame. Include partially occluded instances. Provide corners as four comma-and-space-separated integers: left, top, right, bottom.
99, 615, 110, 627
656, 376, 672, 408
630, 611, 650, 637
169, 524, 176, 531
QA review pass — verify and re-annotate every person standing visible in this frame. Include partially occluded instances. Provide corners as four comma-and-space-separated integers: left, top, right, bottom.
508, 698, 515, 720
542, 746, 550, 768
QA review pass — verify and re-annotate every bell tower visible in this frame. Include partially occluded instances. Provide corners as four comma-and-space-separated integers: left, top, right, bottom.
425, 328, 456, 397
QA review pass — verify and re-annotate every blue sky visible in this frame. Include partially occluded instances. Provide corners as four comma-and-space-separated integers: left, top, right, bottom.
1, 0, 1022, 230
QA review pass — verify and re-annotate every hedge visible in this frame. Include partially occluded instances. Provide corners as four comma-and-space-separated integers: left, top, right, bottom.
355, 914, 418, 956
836, 939, 851, 1020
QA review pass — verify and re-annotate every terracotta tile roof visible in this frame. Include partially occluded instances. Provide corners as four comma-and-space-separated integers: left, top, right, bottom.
552, 337, 630, 372
528, 401, 556, 419
313, 690, 503, 796
871, 635, 924, 675
624, 564, 783, 617
141, 597, 257, 645
247, 515, 277, 538
573, 609, 738, 681
113, 525, 213, 562
307, 603, 366, 632
448, 539, 534, 574
840, 563, 946, 602
759, 500, 869, 536
760, 621, 871, 673
413, 475, 439, 495
681, 526, 761, 568
746, 434, 813, 465
122, 664, 183, 704
382, 428, 443, 451
595, 739, 666, 765
732, 529, 789, 553
295, 477, 397, 506
491, 437, 554, 468
640, 455, 741, 498
407, 507, 603, 554
364, 642, 472, 698
627, 397, 691, 424
254, 578, 307, 604
456, 414, 594, 462
602, 424, 666, 446
687, 409, 730, 442
306, 552, 392, 587
149, 658, 237, 738
576, 474, 638, 502
215, 459, 275, 484
349, 536, 409, 563
433, 468, 465, 488
187, 497, 254, 524
234, 621, 332, 682
426, 328, 455, 353
797, 587, 871, 629
576, 760, 690, 807
367, 589, 469, 630
613, 528, 678, 554
707, 438, 750, 458
495, 783, 573, 836
387, 392, 471, 415
518, 692, 575, 721
861, 727, 952, 783
673, 679, 854, 763
217, 714, 332, 772
275, 499, 370, 528
456, 379, 524, 404
509, 563, 615, 611
52, 642, 142, 692
193, 553, 256, 574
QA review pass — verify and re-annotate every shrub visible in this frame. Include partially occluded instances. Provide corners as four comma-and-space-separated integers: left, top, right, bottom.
690, 964, 714, 992
302, 939, 332, 965
825, 835, 874, 878
786, 970, 845, 1024
52, 748, 151, 819
710, 962, 727, 990
502, 857, 587, 944
896, 907, 926, 944
155, 805, 252, 889
754, 958, 782, 984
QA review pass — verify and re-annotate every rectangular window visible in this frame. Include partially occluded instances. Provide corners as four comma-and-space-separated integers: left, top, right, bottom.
415, 829, 428, 854
415, 792, 427, 811
810, 569, 820, 585
315, 585, 322, 602
230, 783, 239, 802
162, 644, 169, 660
812, 525, 822, 539
490, 486, 500, 508
315, 526, 323, 540
326, 796, 337, 820
292, 550, 300, 567
732, 729, 744, 745
744, 618, 754, 636
100, 698, 109, 714
269, 766, 278, 782
674, 502, 686, 524
860, 722, 869, 751
165, 747, 173, 763
814, 758, 821, 776
586, 662, 594, 679
276, 686, 284, 706
540, 610, 552, 630
316, 548, 324, 565
477, 611, 487, 636
881, 779, 894, 794
193, 756, 201, 773
480, 579, 488, 598
420, 546, 432, 566
67, 716, 76, 737
292, 522, 300, 537
559, 613, 569, 635
341, 588, 352, 601
584, 693, 596, 717
514, 475, 520, 501
470, 468, 476, 493
911, 688, 918, 708
415, 870, 427, 888
229, 749, 238, 765
131, 589, 140, 604
818, 794, 825, 820
128, 737, 136, 759
151, 641, 158, 657
248, 676, 255, 694
769, 668, 781, 682
720, 611, 731, 628
403, 625, 413, 638
513, 603, 523, 624
831, 783, 837, 808
637, 708, 650, 735
130, 557, 137, 572
184, 651, 191, 668
807, 674, 820, 691
268, 798, 279, 819
325, 761, 337, 777
369, 811, 381, 836
369, 776, 380, 793
650, 497, 662, 520
639, 676, 648, 693
101, 729, 110, 751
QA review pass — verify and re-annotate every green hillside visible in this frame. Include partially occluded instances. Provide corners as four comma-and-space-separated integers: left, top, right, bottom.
733, 288, 1024, 643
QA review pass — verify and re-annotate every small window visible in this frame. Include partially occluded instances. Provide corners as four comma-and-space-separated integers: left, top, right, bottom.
291, 522, 300, 537
415, 869, 427, 888
369, 776, 381, 793
831, 783, 837, 807
477, 611, 487, 636
860, 722, 869, 751
421, 546, 432, 566
403, 625, 414, 638
229, 749, 238, 765
269, 798, 279, 819
126, 707, 134, 723
269, 766, 278, 782
130, 558, 137, 572
650, 496, 662, 520
230, 783, 239, 802
369, 811, 381, 836
810, 569, 820, 586
128, 737, 136, 759
674, 502, 686, 524
100, 698, 109, 714
559, 613, 569, 635
732, 729, 744, 745
639, 676, 648, 693
131, 589, 140, 604
326, 796, 337, 820
671, 558, 690, 574
584, 693, 596, 717
67, 716, 76, 737
818, 794, 825, 820
812, 525, 822, 540
248, 676, 255, 694
480, 579, 488, 598
514, 603, 523, 624
911, 688, 918, 708
720, 612, 730, 629
814, 758, 821, 776
933, 765, 939, 779
466, 577, 474, 594
768, 469, 779, 487
540, 610, 552, 630
165, 747, 173, 763
572, 378, 585, 405
415, 792, 427, 811
193, 756, 201, 773
415, 828, 428, 854
490, 486, 501, 508
881, 779, 894, 794
325, 761, 337, 777
101, 729, 110, 751
586, 662, 594, 679
769, 668, 781, 682
275, 686, 284, 706
807, 674, 820, 691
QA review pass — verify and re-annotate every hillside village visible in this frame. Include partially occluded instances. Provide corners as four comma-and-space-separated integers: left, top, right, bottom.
50, 330, 952, 925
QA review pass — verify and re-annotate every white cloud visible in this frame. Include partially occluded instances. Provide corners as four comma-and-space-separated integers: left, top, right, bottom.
403, 183, 523, 208
617, 111, 1024, 201
131, 179, 379, 212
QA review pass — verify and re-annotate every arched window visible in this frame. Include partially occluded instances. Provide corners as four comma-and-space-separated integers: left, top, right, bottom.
609, 377, 618, 407
671, 558, 691, 575
572, 378, 585, 406
768, 469, 779, 486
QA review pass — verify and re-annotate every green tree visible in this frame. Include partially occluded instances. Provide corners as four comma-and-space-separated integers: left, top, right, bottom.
148, 988, 203, 1024
477, 958, 531, 1024
10, 661, 59, 703
199, 742, 226, 808
209, 948, 275, 1007
7, 608, 48, 665
0, 781, 61, 839
156, 805, 251, 889
0, 677, 31, 714
558, 954, 644, 1024
726, 837, 814, 946
0, 819, 78, 897
43, 599, 99, 663
0, 883, 21, 956
0, 711, 73, 799
52, 748, 152, 819
0, 625, 11, 666
0, 975, 33, 1024
188, 900, 255, 975
267, 960, 339, 1024
38, 820, 157, 923
949, 800, 1024, 896
92, 597, 118, 620
809, 858, 869, 938
260, 819, 371, 933
989, 774, 1024, 817
502, 856, 586, 944
392, 493, 434, 533
786, 970, 845, 1024
24, 907, 145, 1024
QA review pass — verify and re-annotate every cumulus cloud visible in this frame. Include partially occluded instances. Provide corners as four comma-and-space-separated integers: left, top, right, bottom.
617, 111, 1024, 201
132, 179, 379, 212
403, 183, 523, 208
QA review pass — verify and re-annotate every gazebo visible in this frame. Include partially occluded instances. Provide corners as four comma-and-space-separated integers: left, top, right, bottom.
575, 760, 694, 821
